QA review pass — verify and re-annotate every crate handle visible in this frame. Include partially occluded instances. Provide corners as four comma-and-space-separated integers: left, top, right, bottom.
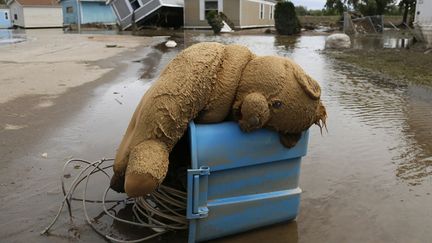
187, 166, 210, 219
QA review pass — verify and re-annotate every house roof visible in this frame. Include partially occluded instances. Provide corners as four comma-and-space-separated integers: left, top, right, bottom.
11, 0, 59, 6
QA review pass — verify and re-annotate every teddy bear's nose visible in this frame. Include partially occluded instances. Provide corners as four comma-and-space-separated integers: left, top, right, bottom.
248, 116, 260, 127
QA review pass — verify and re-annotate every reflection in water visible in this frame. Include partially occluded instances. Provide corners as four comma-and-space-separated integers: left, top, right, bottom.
328, 59, 432, 185
274, 35, 300, 54
351, 33, 414, 49
397, 85, 432, 184
0, 29, 26, 44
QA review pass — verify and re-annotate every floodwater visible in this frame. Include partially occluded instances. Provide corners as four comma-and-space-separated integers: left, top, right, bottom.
0, 31, 431, 243
0, 29, 26, 44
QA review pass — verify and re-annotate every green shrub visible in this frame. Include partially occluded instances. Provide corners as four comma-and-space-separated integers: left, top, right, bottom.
275, 1, 301, 35
206, 10, 224, 34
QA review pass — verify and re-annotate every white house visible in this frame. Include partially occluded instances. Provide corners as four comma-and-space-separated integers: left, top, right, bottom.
414, 0, 432, 47
7, 0, 62, 28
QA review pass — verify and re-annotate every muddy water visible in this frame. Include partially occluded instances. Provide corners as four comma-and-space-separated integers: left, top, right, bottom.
0, 32, 431, 243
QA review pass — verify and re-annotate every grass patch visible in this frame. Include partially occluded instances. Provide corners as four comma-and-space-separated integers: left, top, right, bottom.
327, 48, 432, 86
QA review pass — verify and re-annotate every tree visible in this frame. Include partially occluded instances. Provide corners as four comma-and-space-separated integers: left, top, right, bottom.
274, 1, 301, 35
325, 0, 395, 16
399, 0, 416, 26
357, 0, 395, 15
325, 0, 346, 15
295, 5, 308, 16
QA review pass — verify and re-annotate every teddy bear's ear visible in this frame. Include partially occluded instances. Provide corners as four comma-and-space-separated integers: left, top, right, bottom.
293, 69, 321, 100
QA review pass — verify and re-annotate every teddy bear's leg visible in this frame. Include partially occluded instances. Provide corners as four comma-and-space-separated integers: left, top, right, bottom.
124, 139, 169, 197
110, 110, 140, 193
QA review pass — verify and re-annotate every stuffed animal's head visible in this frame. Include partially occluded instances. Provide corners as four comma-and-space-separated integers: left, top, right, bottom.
233, 56, 327, 141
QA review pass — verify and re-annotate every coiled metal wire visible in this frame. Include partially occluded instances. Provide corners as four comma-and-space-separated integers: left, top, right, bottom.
41, 158, 188, 242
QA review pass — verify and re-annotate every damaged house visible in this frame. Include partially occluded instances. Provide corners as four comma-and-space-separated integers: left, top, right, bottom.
108, 0, 275, 30
108, 0, 184, 30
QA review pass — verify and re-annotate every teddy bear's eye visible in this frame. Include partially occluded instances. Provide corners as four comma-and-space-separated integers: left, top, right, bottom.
272, 100, 283, 109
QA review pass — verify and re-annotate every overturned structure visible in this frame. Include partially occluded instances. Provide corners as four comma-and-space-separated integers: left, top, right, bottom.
108, 0, 183, 30
343, 11, 383, 34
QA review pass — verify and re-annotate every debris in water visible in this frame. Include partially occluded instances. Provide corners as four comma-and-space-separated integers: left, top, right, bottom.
325, 34, 351, 49
106, 44, 117, 48
41, 153, 48, 158
4, 124, 27, 130
114, 98, 123, 105
165, 40, 177, 48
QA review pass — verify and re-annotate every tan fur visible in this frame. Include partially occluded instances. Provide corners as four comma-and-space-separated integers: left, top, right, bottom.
233, 56, 325, 134
196, 45, 254, 123
111, 43, 327, 197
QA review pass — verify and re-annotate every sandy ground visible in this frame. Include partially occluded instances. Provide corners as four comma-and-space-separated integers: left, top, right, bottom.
0, 29, 153, 104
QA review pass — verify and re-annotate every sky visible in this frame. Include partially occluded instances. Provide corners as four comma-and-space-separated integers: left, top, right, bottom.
290, 0, 327, 10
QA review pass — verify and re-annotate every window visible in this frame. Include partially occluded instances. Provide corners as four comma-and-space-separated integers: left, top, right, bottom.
14, 14, 17, 20
129, 0, 141, 11
259, 3, 264, 19
205, 0, 218, 17
269, 5, 274, 19
4, 12, 8, 20
66, 6, 73, 13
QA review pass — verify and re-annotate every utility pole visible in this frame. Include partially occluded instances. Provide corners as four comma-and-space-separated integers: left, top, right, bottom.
76, 0, 81, 32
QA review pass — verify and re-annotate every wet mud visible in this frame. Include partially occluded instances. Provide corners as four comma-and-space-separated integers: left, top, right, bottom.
0, 31, 431, 243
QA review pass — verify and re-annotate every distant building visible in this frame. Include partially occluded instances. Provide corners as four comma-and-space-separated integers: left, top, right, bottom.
0, 7, 12, 28
414, 0, 432, 47
6, 0, 62, 28
60, 0, 116, 27
184, 0, 276, 29
108, 0, 183, 30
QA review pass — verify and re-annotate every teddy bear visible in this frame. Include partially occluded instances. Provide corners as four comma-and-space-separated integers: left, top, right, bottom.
110, 42, 327, 197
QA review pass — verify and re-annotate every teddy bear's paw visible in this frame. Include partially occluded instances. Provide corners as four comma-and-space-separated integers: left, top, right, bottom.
124, 140, 169, 197
125, 172, 159, 197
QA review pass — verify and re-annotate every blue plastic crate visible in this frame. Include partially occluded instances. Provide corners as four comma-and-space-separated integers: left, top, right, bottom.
186, 121, 309, 242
